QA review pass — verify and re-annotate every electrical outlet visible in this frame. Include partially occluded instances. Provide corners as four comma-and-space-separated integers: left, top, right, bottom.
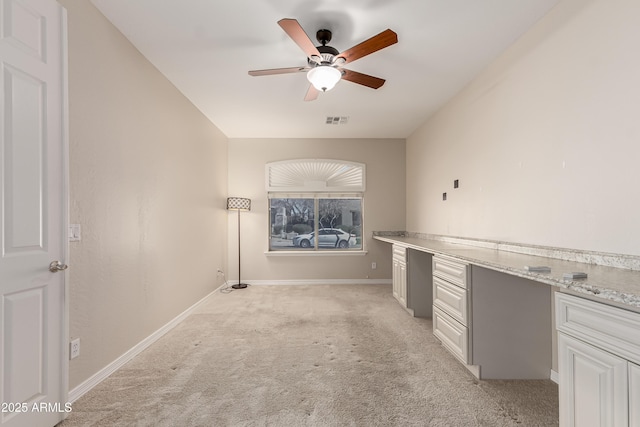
371, 262, 377, 270
70, 338, 80, 359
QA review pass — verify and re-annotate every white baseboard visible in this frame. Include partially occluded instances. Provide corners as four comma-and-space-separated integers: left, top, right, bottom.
229, 279, 392, 286
68, 289, 217, 403
550, 369, 559, 384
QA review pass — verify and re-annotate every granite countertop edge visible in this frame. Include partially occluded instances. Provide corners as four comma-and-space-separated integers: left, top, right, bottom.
372, 233, 640, 311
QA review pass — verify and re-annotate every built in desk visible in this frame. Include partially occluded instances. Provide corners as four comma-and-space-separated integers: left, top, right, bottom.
374, 233, 640, 426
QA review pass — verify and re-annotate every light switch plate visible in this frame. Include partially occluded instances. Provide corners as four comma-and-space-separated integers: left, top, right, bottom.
69, 224, 81, 242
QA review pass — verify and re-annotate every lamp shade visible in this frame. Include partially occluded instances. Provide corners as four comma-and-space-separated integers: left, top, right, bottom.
227, 197, 251, 211
307, 66, 342, 92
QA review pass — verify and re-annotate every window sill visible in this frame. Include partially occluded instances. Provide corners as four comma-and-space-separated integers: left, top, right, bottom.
265, 250, 368, 257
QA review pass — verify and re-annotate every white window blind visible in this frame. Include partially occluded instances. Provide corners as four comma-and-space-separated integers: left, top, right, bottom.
266, 159, 366, 192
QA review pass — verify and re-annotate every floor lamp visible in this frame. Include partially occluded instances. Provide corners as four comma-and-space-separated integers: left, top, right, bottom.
227, 197, 251, 289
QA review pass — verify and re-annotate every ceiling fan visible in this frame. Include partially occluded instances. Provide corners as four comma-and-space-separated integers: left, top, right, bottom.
248, 18, 398, 101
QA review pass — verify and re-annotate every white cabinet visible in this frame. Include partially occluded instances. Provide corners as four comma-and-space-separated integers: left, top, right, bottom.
392, 245, 408, 309
432, 255, 470, 364
556, 293, 640, 427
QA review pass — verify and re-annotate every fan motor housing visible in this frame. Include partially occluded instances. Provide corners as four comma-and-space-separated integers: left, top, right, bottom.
315, 29, 339, 60
316, 29, 332, 44
317, 45, 339, 56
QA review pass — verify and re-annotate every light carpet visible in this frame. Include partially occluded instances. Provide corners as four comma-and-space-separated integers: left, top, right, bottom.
58, 284, 558, 426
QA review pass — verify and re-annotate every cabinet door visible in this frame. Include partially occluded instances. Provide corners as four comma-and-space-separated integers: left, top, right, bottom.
392, 259, 399, 299
392, 259, 407, 308
558, 333, 628, 427
630, 363, 640, 427
398, 261, 407, 307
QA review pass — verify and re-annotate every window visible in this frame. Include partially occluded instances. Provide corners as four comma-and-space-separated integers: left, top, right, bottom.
269, 195, 362, 251
265, 159, 366, 253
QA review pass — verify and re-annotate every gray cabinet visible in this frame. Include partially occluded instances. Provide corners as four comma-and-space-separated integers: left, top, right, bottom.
433, 260, 552, 380
382, 241, 552, 380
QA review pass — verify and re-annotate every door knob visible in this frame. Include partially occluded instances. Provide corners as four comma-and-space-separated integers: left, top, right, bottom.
49, 260, 68, 272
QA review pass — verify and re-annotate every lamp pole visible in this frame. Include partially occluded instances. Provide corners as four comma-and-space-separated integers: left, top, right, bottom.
232, 208, 247, 289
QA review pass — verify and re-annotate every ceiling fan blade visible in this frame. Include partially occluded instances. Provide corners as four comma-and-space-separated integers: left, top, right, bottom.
248, 66, 309, 76
341, 69, 386, 89
304, 85, 319, 102
278, 18, 321, 59
337, 29, 398, 64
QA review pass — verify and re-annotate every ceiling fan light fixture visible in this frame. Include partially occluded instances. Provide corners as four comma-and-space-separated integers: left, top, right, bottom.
307, 66, 341, 92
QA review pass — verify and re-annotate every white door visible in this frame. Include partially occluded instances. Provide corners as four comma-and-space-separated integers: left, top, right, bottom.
0, 0, 68, 426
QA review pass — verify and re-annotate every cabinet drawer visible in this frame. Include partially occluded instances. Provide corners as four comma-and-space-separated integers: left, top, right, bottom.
392, 244, 406, 262
556, 293, 640, 365
433, 276, 468, 326
433, 306, 469, 364
433, 256, 468, 289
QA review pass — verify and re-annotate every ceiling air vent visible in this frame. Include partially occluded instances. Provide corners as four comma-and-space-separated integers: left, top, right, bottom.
326, 116, 349, 125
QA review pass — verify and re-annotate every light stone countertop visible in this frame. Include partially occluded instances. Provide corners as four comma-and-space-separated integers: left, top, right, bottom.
373, 234, 640, 312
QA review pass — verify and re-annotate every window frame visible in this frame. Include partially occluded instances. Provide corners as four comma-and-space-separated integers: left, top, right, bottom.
267, 193, 365, 254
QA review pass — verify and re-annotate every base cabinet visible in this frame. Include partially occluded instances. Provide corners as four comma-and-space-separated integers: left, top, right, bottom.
556, 293, 640, 427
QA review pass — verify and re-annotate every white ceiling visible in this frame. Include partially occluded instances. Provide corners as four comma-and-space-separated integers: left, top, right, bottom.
91, 0, 560, 139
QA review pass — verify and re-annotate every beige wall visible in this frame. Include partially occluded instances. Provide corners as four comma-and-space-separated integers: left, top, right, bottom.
407, 0, 640, 256
228, 138, 405, 282
60, 0, 228, 389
